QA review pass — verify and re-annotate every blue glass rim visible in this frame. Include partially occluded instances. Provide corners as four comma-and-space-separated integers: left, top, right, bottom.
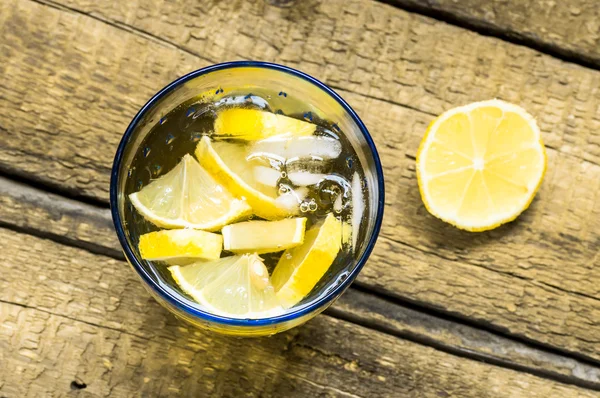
110, 61, 385, 327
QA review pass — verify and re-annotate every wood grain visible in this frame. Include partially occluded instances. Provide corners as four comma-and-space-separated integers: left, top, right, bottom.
0, 176, 118, 257
2, 0, 600, 362
3, 175, 599, 389
1, 229, 598, 398
386, 0, 600, 66
44, 0, 600, 166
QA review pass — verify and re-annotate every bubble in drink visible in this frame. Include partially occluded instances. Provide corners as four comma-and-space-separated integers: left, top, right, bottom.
300, 201, 309, 213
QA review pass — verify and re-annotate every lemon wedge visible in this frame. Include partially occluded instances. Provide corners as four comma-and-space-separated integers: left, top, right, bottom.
138, 229, 222, 262
271, 213, 342, 308
416, 99, 546, 231
195, 136, 295, 219
170, 254, 283, 318
222, 217, 306, 254
214, 108, 316, 140
129, 154, 251, 231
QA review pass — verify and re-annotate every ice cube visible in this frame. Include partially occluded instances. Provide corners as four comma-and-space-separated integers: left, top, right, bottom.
288, 171, 327, 187
275, 187, 309, 212
352, 172, 364, 251
333, 194, 343, 213
253, 166, 281, 187
250, 136, 342, 162
286, 158, 333, 176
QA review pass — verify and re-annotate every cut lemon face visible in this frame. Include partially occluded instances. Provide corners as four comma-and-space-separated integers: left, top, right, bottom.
271, 213, 342, 308
417, 99, 546, 231
138, 229, 222, 262
170, 254, 282, 318
222, 217, 306, 254
129, 154, 251, 231
195, 136, 295, 219
214, 108, 316, 140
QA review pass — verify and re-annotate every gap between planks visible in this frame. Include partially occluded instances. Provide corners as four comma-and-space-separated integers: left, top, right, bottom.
1, 174, 599, 391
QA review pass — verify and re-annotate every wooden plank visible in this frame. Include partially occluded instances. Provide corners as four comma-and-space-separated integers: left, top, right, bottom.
0, 0, 200, 200
1, 231, 598, 398
0, 176, 119, 257
36, 0, 600, 167
2, 0, 600, 362
385, 0, 600, 66
3, 175, 599, 389
332, 289, 600, 390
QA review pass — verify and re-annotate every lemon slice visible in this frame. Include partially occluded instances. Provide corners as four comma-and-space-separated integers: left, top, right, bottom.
129, 154, 251, 231
214, 108, 316, 140
138, 229, 222, 262
196, 136, 295, 219
222, 217, 306, 254
417, 99, 546, 231
170, 254, 283, 318
271, 213, 342, 308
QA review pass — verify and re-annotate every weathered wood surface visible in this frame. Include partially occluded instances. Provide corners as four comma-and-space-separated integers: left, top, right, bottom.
2, 228, 598, 398
2, 0, 600, 362
36, 0, 600, 166
387, 0, 600, 66
0, 176, 120, 257
3, 175, 599, 389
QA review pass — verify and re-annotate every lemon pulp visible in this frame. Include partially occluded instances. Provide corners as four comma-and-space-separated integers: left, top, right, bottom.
196, 136, 296, 219
138, 229, 222, 263
214, 108, 316, 140
271, 213, 343, 308
222, 218, 307, 254
417, 99, 546, 231
129, 154, 251, 231
170, 254, 282, 318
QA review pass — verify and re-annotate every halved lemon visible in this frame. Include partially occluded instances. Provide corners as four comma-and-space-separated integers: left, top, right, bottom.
222, 217, 306, 254
129, 154, 251, 231
138, 229, 222, 262
416, 99, 546, 231
214, 108, 316, 140
170, 254, 283, 318
271, 213, 342, 308
195, 136, 295, 219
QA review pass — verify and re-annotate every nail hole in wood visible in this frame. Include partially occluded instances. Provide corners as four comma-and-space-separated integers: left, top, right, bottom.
70, 380, 87, 390
266, 0, 295, 7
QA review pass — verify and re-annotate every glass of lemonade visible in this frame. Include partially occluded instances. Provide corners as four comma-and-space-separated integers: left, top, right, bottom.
110, 62, 384, 336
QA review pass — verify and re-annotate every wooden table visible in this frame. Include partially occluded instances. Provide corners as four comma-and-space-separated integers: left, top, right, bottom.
1, 0, 599, 396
